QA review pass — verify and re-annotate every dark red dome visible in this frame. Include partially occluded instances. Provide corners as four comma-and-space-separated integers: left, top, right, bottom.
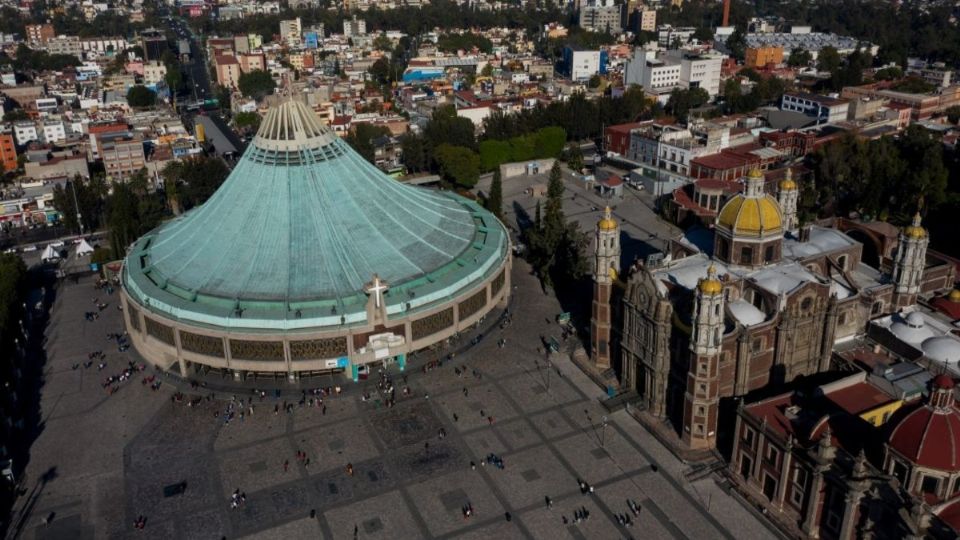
888, 404, 960, 471
935, 374, 956, 390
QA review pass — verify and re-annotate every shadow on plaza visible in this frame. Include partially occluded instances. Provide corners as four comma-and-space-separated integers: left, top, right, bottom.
2, 267, 59, 537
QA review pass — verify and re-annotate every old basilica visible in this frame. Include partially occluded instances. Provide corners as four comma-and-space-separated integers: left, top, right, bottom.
590, 168, 956, 452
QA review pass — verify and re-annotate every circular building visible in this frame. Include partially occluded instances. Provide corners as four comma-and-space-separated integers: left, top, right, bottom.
121, 99, 511, 382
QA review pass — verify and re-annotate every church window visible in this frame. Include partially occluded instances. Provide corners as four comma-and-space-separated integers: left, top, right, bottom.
752, 338, 763, 353
764, 444, 779, 465
838, 312, 847, 326
891, 460, 908, 484
764, 245, 775, 262
837, 254, 848, 270
801, 297, 812, 311
697, 405, 705, 416
695, 423, 704, 435
953, 477, 960, 496
740, 246, 753, 264
698, 383, 706, 393
714, 328, 720, 345
921, 475, 941, 496
751, 290, 763, 310
742, 426, 756, 448
714, 304, 721, 316
872, 302, 883, 315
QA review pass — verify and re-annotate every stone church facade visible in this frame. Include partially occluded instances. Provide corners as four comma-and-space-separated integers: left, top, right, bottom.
594, 168, 955, 452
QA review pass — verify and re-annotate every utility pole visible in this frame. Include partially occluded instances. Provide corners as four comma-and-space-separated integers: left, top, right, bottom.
70, 180, 84, 235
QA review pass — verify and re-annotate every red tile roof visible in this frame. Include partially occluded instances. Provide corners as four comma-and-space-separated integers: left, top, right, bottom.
931, 296, 960, 321
888, 400, 960, 472
827, 381, 896, 416
692, 152, 752, 170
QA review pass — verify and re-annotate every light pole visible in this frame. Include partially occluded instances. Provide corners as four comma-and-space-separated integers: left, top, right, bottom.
601, 416, 608, 447
69, 180, 84, 235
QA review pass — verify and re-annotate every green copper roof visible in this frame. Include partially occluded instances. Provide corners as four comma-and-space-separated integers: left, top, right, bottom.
123, 99, 508, 331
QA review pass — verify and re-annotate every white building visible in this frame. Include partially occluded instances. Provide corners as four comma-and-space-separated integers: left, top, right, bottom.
143, 61, 168, 87
657, 25, 696, 48
781, 92, 850, 124
42, 121, 67, 143
624, 49, 723, 97
14, 123, 38, 145
579, 0, 622, 35
565, 49, 603, 81
343, 16, 367, 37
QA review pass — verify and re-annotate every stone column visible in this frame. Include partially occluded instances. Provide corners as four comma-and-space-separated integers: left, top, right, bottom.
777, 437, 794, 510
802, 468, 826, 538
173, 329, 187, 377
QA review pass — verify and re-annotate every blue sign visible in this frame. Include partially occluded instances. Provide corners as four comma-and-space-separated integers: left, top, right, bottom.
304, 32, 318, 49
397, 354, 406, 371
336, 357, 349, 368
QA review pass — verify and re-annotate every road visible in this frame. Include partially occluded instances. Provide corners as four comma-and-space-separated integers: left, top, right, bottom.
164, 13, 246, 157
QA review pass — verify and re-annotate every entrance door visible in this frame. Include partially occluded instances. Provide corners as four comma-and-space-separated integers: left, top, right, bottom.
762, 473, 777, 501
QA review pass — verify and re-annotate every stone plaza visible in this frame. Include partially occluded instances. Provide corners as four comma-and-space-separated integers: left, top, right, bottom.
9, 251, 780, 540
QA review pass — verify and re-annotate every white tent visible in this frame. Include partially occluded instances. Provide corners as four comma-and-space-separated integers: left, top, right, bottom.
40, 245, 60, 262
76, 239, 95, 257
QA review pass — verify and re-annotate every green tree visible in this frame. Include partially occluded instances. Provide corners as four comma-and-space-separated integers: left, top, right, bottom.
237, 69, 276, 99
345, 123, 392, 164
479, 139, 512, 171
368, 57, 392, 85
161, 155, 230, 210
424, 105, 476, 150
400, 133, 429, 173
725, 28, 746, 61
874, 66, 903, 81
945, 106, 960, 125
486, 168, 503, 221
787, 48, 812, 67
2, 109, 28, 122
533, 127, 567, 159
817, 46, 841, 74
587, 74, 602, 89
666, 87, 710, 121
565, 144, 584, 173
434, 144, 480, 188
372, 34, 393, 51
126, 85, 157, 108
233, 111, 261, 132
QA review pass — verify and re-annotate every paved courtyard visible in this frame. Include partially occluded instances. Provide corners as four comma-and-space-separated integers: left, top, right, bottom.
10, 256, 777, 539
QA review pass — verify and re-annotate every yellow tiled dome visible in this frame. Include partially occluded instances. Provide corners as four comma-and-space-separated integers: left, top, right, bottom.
779, 168, 797, 191
698, 264, 722, 295
716, 195, 783, 236
948, 289, 960, 303
903, 212, 927, 239
598, 206, 617, 231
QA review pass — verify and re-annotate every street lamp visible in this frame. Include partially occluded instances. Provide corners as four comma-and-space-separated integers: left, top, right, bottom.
601, 416, 608, 447
69, 180, 84, 235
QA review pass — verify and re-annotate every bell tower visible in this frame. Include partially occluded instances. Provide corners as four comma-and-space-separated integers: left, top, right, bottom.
777, 168, 799, 232
591, 207, 620, 369
892, 212, 929, 309
683, 264, 724, 450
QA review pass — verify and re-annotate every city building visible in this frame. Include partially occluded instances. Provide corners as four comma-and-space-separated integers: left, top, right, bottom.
343, 16, 367, 37
639, 9, 657, 33
744, 46, 783, 68
624, 49, 723, 98
0, 133, 17, 172
143, 61, 168, 87
140, 29, 168, 62
101, 133, 146, 179
121, 99, 511, 382
743, 31, 876, 61
238, 53, 267, 74
657, 25, 696, 48
781, 93, 850, 124
24, 23, 55, 45
560, 46, 608, 81
279, 17, 302, 47
602, 167, 955, 453
579, 0, 622, 35
13, 123, 38, 146
215, 55, 242, 89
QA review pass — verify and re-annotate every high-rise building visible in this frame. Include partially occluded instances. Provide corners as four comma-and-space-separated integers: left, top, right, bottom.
279, 17, 302, 47
343, 16, 367, 37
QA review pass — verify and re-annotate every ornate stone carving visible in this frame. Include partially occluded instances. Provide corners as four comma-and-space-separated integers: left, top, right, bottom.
230, 339, 285, 361
179, 331, 225, 358
458, 289, 487, 321
491, 269, 506, 297
290, 337, 348, 360
412, 308, 454, 341
127, 304, 141, 332
144, 317, 175, 345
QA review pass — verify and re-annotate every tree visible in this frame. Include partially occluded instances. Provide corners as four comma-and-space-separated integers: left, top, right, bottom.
2, 109, 28, 122
233, 111, 261, 132
51, 175, 107, 233
787, 48, 812, 67
434, 144, 480, 188
372, 34, 393, 51
945, 106, 960, 125
587, 74, 602, 89
486, 168, 503, 221
237, 69, 276, 99
874, 66, 903, 81
424, 105, 476, 150
817, 46, 841, 74
725, 29, 746, 61
479, 139, 512, 172
533, 127, 566, 159
345, 123, 391, 164
565, 144, 584, 173
160, 155, 230, 211
666, 87, 710, 121
368, 57, 391, 85
126, 85, 156, 108
400, 133, 429, 173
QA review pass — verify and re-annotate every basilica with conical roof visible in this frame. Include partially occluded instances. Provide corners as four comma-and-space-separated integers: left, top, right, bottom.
121, 99, 510, 382
589, 167, 956, 453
